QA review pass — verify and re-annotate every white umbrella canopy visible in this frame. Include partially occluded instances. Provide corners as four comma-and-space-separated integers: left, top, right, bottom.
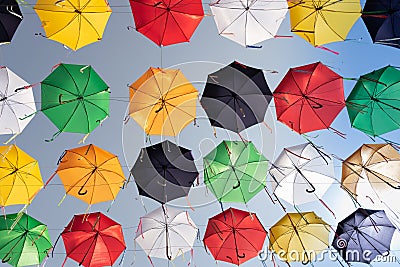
0, 67, 36, 136
210, 0, 288, 47
135, 206, 198, 260
269, 143, 335, 205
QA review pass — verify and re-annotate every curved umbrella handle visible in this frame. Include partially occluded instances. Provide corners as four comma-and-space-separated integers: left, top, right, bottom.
2, 257, 11, 263
311, 103, 323, 109
233, 180, 241, 189
302, 257, 310, 265
59, 94, 64, 104
78, 185, 87, 195
237, 252, 246, 259
305, 182, 316, 193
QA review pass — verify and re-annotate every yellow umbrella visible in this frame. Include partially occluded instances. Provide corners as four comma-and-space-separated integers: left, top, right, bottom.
34, 0, 112, 50
269, 212, 330, 264
129, 67, 198, 136
0, 145, 43, 206
288, 0, 361, 46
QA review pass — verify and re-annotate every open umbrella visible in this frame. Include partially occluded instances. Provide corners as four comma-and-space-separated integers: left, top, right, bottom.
269, 143, 335, 206
0, 67, 36, 138
129, 67, 198, 136
131, 140, 198, 204
130, 0, 204, 46
288, 0, 361, 46
40, 63, 109, 141
47, 144, 125, 205
273, 62, 345, 134
135, 206, 198, 260
210, 0, 288, 46
0, 213, 52, 267
0, 0, 22, 44
269, 212, 330, 263
34, 0, 112, 50
362, 0, 400, 49
204, 140, 268, 204
201, 61, 272, 133
0, 145, 43, 207
61, 212, 126, 267
203, 208, 267, 265
332, 208, 396, 263
346, 66, 400, 137
341, 144, 400, 200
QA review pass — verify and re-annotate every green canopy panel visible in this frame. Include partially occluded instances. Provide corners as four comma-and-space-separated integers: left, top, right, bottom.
0, 213, 52, 267
41, 63, 110, 138
346, 66, 400, 137
203, 140, 268, 203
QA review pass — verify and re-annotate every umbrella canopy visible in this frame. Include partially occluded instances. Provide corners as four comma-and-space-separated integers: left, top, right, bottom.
52, 144, 125, 205
0, 67, 36, 136
130, 0, 204, 46
131, 140, 198, 204
269, 212, 330, 263
0, 0, 22, 44
201, 61, 272, 133
0, 213, 52, 267
341, 144, 400, 200
273, 62, 345, 134
362, 0, 400, 49
288, 0, 361, 46
346, 66, 400, 137
203, 208, 267, 265
34, 0, 112, 50
204, 140, 268, 204
41, 63, 109, 140
135, 206, 198, 260
61, 212, 126, 267
129, 67, 198, 136
0, 145, 43, 207
269, 143, 335, 206
210, 0, 288, 46
332, 208, 396, 263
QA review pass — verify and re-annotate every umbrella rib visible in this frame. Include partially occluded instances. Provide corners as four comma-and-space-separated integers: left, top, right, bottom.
169, 12, 190, 41
163, 104, 177, 136
84, 98, 109, 118
318, 11, 347, 41
42, 12, 79, 41
164, 90, 197, 102
61, 64, 81, 94
218, 9, 247, 35
41, 81, 77, 96
291, 7, 316, 32
164, 100, 196, 118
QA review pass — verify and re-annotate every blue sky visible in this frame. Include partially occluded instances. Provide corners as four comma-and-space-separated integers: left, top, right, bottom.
1, 0, 400, 266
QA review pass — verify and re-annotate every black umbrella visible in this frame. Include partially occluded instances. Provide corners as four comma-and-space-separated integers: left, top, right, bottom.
131, 140, 199, 204
332, 208, 396, 263
362, 0, 400, 49
200, 61, 272, 133
0, 0, 22, 43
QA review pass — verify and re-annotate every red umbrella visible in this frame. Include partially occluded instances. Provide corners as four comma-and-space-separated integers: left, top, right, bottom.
203, 208, 267, 265
61, 212, 126, 267
273, 62, 345, 134
130, 0, 204, 46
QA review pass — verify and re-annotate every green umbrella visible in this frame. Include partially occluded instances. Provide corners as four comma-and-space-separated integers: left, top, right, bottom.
346, 66, 400, 137
204, 140, 268, 203
41, 63, 109, 141
0, 213, 52, 267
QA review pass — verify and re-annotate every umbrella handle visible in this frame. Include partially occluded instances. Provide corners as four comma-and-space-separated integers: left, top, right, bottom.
78, 185, 87, 195
1, 257, 11, 263
301, 257, 310, 265
237, 252, 246, 259
233, 180, 240, 189
305, 182, 316, 193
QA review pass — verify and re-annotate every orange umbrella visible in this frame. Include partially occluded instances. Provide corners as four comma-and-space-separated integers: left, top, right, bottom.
128, 67, 198, 136
47, 144, 125, 205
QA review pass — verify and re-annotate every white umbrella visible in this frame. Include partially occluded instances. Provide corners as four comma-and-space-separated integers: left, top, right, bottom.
269, 143, 335, 206
135, 206, 198, 260
0, 67, 36, 139
210, 0, 288, 46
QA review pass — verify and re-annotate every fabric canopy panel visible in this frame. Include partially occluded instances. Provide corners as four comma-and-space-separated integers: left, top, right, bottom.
210, 0, 288, 46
